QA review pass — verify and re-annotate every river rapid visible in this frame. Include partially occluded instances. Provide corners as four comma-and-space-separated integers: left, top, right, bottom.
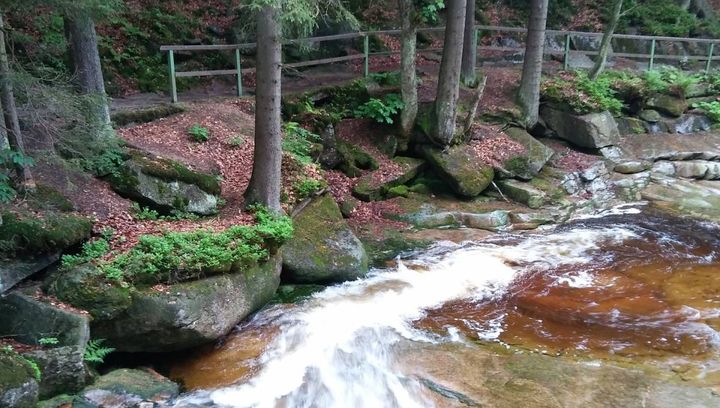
169, 205, 720, 408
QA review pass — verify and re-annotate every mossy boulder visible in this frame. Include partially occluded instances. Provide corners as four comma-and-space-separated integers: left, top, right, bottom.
75, 368, 178, 407
645, 93, 688, 118
89, 255, 282, 352
282, 194, 369, 283
540, 107, 620, 149
0, 352, 39, 408
46, 264, 134, 321
0, 287, 91, 348
109, 149, 221, 215
335, 140, 379, 177
421, 145, 495, 197
497, 180, 547, 209
111, 103, 185, 127
352, 157, 426, 201
501, 127, 554, 180
23, 347, 93, 399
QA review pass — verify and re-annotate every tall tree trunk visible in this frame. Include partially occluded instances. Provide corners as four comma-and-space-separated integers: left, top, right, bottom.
517, 0, 549, 129
460, 0, 477, 85
0, 13, 34, 191
244, 5, 282, 213
433, 0, 467, 145
589, 0, 622, 80
64, 13, 113, 140
398, 0, 418, 144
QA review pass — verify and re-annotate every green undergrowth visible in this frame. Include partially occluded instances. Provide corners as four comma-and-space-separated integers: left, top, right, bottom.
61, 207, 292, 285
0, 211, 92, 258
541, 68, 710, 115
283, 122, 322, 165
692, 101, 720, 123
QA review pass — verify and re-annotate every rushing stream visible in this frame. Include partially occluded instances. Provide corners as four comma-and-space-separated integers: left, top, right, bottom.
170, 205, 720, 407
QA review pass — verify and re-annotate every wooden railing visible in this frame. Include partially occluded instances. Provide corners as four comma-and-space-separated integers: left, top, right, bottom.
160, 25, 720, 103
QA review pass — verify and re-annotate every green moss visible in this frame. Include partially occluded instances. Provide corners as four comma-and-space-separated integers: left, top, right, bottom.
37, 394, 75, 408
271, 284, 326, 304
357, 229, 432, 266
123, 149, 221, 195
24, 185, 74, 212
504, 156, 531, 177
87, 369, 179, 401
111, 104, 186, 127
0, 211, 92, 258
0, 349, 37, 389
386, 185, 410, 198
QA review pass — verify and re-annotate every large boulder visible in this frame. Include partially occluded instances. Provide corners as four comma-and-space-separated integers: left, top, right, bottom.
0, 352, 39, 408
87, 255, 282, 352
0, 288, 91, 348
0, 211, 92, 294
502, 127, 554, 179
421, 145, 495, 197
540, 107, 620, 149
645, 93, 688, 117
23, 346, 93, 399
352, 157, 426, 201
74, 368, 179, 408
282, 194, 369, 283
109, 149, 221, 215
497, 180, 546, 209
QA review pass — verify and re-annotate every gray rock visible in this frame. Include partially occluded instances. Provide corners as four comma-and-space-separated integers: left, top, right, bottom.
673, 160, 720, 179
461, 211, 511, 230
616, 117, 647, 135
0, 288, 90, 348
76, 369, 179, 408
0, 352, 39, 408
561, 173, 584, 195
618, 132, 720, 162
109, 149, 221, 215
645, 93, 688, 117
282, 194, 368, 283
612, 171, 652, 201
541, 108, 620, 149
614, 160, 651, 174
23, 346, 93, 399
502, 127, 554, 179
91, 256, 282, 352
497, 180, 546, 209
652, 161, 677, 176
0, 255, 58, 295
581, 161, 609, 182
421, 145, 495, 197
638, 109, 662, 122
685, 82, 713, 98
599, 146, 625, 161
674, 114, 712, 134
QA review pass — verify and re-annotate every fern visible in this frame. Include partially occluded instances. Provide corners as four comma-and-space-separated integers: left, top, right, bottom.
83, 339, 115, 365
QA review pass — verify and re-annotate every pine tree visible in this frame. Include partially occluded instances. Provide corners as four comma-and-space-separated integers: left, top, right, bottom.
517, 0, 549, 129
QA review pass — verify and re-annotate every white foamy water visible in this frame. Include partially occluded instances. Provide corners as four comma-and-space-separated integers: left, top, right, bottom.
179, 227, 639, 408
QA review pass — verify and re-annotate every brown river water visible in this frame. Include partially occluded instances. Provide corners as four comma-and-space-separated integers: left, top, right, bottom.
167, 205, 720, 407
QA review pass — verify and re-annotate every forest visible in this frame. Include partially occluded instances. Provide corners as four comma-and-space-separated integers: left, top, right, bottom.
2, 1, 720, 407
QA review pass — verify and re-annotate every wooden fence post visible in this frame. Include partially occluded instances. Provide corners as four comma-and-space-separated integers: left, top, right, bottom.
235, 48, 243, 97
563, 34, 571, 71
649, 38, 656, 71
168, 50, 178, 103
363, 34, 370, 77
706, 43, 715, 74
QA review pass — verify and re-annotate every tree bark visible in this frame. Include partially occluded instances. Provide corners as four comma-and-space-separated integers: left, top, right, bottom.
517, 0, 549, 129
433, 0, 467, 145
460, 0, 476, 85
64, 12, 113, 140
0, 13, 34, 191
589, 0, 622, 80
398, 0, 418, 143
244, 5, 283, 213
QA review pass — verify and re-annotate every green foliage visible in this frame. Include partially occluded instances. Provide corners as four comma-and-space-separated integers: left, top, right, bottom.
643, 67, 702, 97
418, 0, 445, 24
626, 0, 697, 37
61, 238, 110, 269
354, 93, 405, 124
227, 135, 245, 147
368, 71, 401, 87
83, 339, 115, 365
130, 202, 159, 221
96, 207, 292, 284
295, 178, 327, 199
283, 122, 321, 165
1, 346, 41, 381
188, 124, 210, 142
38, 337, 60, 346
692, 101, 720, 123
0, 149, 35, 203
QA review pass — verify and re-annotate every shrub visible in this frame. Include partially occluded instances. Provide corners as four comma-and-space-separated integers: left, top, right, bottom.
61, 239, 111, 269
188, 124, 210, 142
692, 101, 720, 123
626, 0, 697, 37
295, 178, 327, 199
283, 122, 321, 165
541, 71, 623, 115
368, 71, 401, 87
354, 93, 405, 124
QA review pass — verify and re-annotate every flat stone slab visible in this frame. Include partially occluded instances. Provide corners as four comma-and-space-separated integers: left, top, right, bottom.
619, 132, 720, 162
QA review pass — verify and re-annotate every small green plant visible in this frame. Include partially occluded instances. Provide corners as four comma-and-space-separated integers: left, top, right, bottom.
227, 135, 245, 147
541, 71, 623, 115
38, 337, 59, 346
692, 101, 720, 123
0, 149, 36, 203
419, 0, 445, 23
354, 93, 405, 124
295, 178, 326, 199
188, 124, 210, 142
100, 227, 116, 241
283, 122, 321, 165
83, 339, 115, 365
368, 71, 401, 87
131, 202, 160, 220
61, 238, 110, 269
1, 345, 41, 380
